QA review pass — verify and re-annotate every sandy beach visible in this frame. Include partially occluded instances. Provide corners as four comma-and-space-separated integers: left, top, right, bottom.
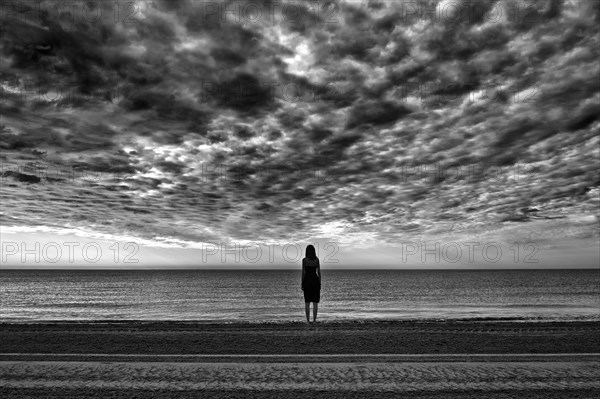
1, 320, 599, 398
1, 320, 599, 355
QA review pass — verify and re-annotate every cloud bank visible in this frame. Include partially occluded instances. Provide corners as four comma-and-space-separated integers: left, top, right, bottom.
1, 0, 598, 266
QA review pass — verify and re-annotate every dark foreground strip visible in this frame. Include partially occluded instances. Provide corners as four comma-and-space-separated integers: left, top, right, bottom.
1, 388, 599, 399
1, 352, 600, 363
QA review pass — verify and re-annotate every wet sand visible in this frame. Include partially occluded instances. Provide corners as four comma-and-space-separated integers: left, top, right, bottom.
1, 320, 599, 398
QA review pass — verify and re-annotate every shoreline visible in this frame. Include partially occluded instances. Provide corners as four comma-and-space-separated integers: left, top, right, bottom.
0, 316, 600, 328
2, 320, 599, 355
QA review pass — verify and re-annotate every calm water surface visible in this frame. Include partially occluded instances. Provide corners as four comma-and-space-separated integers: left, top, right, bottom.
1, 269, 598, 322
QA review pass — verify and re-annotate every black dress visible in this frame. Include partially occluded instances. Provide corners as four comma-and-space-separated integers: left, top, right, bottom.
302, 257, 321, 303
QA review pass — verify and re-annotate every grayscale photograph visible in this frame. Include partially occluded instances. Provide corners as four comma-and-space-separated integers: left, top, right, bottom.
1, 0, 599, 398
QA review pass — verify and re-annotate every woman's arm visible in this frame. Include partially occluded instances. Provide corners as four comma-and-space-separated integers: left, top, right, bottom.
317, 260, 321, 287
301, 259, 306, 290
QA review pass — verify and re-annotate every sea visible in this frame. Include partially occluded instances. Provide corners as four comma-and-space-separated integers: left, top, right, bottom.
1, 269, 599, 322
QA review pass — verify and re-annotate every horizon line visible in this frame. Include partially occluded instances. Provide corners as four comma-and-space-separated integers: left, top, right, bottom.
1, 267, 599, 271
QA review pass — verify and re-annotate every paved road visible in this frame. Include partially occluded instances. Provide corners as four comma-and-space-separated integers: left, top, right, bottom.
1, 354, 599, 392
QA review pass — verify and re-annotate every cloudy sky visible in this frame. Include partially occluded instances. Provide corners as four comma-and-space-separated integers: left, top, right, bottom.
0, 0, 598, 268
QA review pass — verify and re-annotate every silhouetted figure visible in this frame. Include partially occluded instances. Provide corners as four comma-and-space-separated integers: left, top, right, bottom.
301, 245, 321, 323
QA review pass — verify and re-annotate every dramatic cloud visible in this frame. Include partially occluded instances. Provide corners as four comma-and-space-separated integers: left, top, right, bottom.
1, 0, 598, 266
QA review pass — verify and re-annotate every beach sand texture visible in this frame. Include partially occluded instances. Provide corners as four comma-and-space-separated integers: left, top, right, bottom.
1, 321, 599, 398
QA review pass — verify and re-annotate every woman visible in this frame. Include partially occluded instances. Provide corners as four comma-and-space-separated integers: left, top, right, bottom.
301, 244, 321, 323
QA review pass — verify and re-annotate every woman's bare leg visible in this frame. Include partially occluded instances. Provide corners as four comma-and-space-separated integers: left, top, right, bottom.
313, 303, 318, 322
305, 303, 310, 323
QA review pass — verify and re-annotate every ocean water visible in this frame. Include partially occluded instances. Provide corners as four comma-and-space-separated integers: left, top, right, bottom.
0, 269, 598, 322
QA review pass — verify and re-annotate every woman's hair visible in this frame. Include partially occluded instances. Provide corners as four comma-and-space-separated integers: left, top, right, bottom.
305, 244, 317, 260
